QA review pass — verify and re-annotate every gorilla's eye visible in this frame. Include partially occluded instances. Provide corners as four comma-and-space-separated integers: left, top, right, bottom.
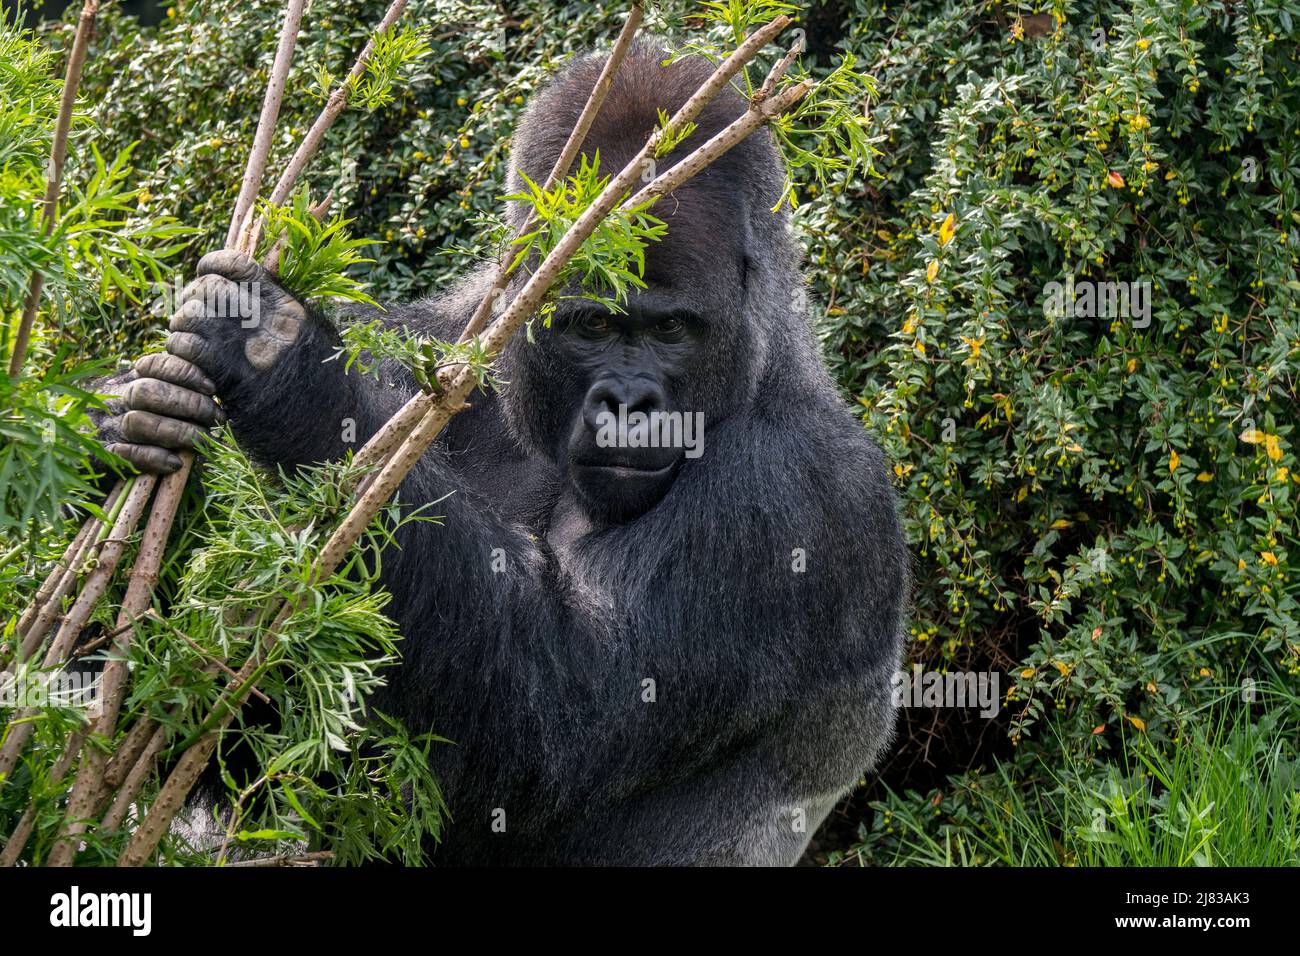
654, 316, 687, 340
574, 311, 612, 337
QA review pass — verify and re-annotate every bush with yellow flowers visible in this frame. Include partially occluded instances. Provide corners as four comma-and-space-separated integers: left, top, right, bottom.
802, 0, 1299, 863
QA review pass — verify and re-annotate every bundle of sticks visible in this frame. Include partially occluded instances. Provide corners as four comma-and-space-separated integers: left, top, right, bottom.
1, 0, 809, 866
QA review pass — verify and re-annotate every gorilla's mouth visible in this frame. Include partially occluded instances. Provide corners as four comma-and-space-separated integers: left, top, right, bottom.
575, 459, 677, 479
569, 454, 681, 522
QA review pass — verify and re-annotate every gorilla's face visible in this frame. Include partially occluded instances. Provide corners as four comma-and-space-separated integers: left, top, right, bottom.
513, 192, 758, 525
553, 293, 703, 523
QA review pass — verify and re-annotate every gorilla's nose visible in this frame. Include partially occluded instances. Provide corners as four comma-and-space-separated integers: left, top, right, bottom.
583, 377, 666, 433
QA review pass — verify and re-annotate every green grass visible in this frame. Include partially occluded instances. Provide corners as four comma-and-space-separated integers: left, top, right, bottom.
845, 695, 1300, 867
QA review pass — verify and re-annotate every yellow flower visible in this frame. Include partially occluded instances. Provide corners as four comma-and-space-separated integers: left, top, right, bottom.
1136, 38, 1151, 50
1050, 518, 1072, 530
1020, 668, 1035, 679
1261, 551, 1278, 566
1196, 471, 1213, 482
459, 137, 471, 149
960, 334, 984, 359
1126, 715, 1147, 732
1168, 449, 1180, 473
938, 212, 956, 246
926, 260, 939, 283
1107, 170, 1126, 189
1264, 433, 1282, 462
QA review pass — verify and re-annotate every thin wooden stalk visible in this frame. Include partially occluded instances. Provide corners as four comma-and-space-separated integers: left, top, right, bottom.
623, 81, 811, 210
0, 474, 155, 783
102, 709, 161, 790
99, 721, 167, 833
7, 0, 102, 378
0, 729, 86, 866
224, 850, 333, 867
116, 18, 804, 867
756, 36, 802, 102
48, 461, 189, 865
13, 481, 128, 657
12, 504, 99, 639
241, 0, 410, 252
456, 1, 644, 344
225, 0, 307, 249
7, 505, 108, 671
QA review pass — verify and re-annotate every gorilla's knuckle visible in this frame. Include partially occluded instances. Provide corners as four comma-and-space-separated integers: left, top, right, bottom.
166, 331, 209, 366
120, 378, 149, 409
135, 352, 216, 395
197, 249, 259, 284
122, 409, 194, 449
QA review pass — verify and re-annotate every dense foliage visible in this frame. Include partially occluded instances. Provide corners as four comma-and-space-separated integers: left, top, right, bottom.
6, 0, 1297, 864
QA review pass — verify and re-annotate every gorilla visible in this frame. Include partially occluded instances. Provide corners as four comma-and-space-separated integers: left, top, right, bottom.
94, 42, 909, 865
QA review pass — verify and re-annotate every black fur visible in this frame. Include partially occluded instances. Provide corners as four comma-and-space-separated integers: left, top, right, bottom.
99, 43, 910, 865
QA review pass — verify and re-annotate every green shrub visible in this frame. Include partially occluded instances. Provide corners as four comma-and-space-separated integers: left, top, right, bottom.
800, 0, 1299, 859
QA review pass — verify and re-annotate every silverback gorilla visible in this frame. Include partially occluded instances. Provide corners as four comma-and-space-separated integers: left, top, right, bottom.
94, 43, 909, 865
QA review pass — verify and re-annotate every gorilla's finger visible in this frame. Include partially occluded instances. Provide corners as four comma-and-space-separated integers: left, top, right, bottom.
104, 442, 183, 475
122, 378, 225, 427
135, 352, 216, 395
166, 331, 215, 367
174, 274, 241, 327
196, 249, 275, 288
121, 410, 208, 450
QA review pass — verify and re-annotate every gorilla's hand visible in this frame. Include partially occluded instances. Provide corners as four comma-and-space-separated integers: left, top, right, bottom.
167, 250, 318, 394
161, 250, 354, 470
94, 351, 224, 474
